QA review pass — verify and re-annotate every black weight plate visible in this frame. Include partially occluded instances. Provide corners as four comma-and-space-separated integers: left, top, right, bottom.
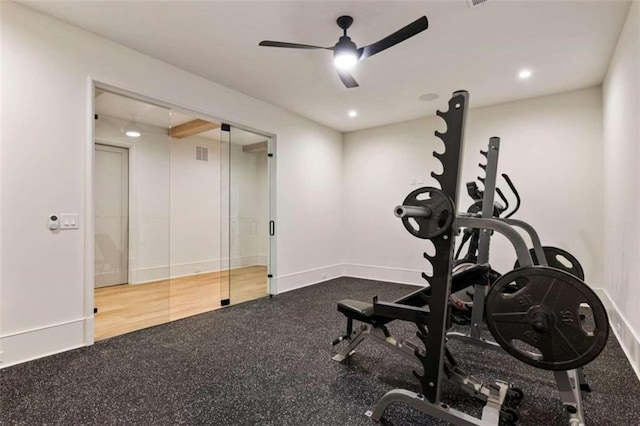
514, 246, 585, 280
400, 187, 454, 239
485, 266, 609, 371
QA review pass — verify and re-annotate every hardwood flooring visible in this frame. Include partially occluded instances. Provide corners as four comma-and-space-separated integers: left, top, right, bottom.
94, 266, 268, 340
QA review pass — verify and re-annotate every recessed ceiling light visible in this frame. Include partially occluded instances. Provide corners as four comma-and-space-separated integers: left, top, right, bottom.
348, 110, 357, 118
519, 69, 532, 80
418, 93, 439, 102
122, 123, 141, 138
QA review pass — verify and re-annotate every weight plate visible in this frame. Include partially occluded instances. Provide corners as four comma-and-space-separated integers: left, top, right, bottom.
485, 266, 609, 371
514, 246, 585, 281
400, 187, 455, 239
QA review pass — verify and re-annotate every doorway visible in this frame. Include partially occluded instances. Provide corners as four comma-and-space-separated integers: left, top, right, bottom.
94, 144, 129, 288
91, 86, 277, 340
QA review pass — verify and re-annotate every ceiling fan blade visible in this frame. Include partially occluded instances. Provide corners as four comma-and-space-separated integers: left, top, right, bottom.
259, 41, 331, 50
357, 16, 429, 60
336, 69, 359, 88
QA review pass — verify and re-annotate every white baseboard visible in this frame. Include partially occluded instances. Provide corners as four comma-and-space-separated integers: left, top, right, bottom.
277, 264, 345, 293
277, 263, 429, 294
593, 288, 640, 381
230, 255, 268, 270
343, 263, 429, 286
133, 256, 268, 283
0, 318, 87, 368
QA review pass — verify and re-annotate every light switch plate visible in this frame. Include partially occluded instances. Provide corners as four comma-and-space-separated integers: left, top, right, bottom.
60, 213, 79, 230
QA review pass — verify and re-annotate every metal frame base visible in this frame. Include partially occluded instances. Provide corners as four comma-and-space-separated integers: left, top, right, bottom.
447, 331, 504, 352
366, 387, 507, 426
332, 324, 420, 363
446, 330, 587, 425
555, 369, 586, 426
338, 324, 588, 425
333, 324, 510, 407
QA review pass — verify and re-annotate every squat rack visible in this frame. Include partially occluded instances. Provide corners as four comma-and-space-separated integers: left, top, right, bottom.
366, 90, 595, 425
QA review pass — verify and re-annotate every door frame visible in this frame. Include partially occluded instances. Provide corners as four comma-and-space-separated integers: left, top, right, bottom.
84, 78, 278, 345
266, 135, 277, 296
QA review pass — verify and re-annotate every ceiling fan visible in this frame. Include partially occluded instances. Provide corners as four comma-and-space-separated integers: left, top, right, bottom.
259, 15, 429, 89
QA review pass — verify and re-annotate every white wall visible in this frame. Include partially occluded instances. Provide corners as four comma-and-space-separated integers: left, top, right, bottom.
344, 87, 604, 288
170, 137, 270, 276
229, 145, 269, 269
169, 135, 223, 278
602, 0, 640, 378
0, 2, 343, 367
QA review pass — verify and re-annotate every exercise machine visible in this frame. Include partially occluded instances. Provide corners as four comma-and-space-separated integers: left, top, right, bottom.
332, 91, 610, 425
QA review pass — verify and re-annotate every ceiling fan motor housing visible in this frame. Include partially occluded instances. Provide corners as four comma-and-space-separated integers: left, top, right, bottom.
334, 36, 359, 58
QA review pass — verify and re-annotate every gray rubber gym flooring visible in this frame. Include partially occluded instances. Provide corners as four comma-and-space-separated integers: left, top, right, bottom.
1, 277, 639, 425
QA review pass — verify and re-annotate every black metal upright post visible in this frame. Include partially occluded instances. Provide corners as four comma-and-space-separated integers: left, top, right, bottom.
416, 90, 469, 403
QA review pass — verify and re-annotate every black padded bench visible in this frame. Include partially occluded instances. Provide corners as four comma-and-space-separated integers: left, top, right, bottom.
337, 263, 492, 326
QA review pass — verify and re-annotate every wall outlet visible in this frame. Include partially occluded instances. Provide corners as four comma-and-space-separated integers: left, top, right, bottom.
322, 273, 327, 280
195, 267, 202, 273
0, 350, 4, 364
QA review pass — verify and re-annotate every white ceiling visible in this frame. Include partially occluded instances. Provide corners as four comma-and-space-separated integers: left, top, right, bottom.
24, 0, 631, 132
95, 90, 267, 145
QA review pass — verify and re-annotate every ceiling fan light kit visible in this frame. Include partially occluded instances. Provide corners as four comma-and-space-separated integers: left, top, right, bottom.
259, 15, 429, 88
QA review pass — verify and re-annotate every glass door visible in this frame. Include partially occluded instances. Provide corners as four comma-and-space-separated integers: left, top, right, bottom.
94, 89, 171, 340
220, 124, 275, 306
94, 87, 275, 341
167, 112, 224, 319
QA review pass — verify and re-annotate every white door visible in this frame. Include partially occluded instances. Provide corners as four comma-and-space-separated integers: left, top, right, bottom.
95, 144, 129, 288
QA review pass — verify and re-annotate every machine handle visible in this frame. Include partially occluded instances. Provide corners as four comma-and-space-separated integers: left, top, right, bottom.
466, 181, 483, 201
502, 174, 521, 218
495, 187, 509, 214
269, 220, 275, 236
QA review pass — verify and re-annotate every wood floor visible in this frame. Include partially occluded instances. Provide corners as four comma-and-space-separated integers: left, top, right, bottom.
94, 266, 268, 340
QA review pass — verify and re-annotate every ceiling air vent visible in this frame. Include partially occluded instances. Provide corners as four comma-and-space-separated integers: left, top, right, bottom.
467, 0, 490, 7
196, 145, 209, 162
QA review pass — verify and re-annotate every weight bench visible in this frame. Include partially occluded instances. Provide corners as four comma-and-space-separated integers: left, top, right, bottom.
332, 262, 492, 362
332, 263, 518, 416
